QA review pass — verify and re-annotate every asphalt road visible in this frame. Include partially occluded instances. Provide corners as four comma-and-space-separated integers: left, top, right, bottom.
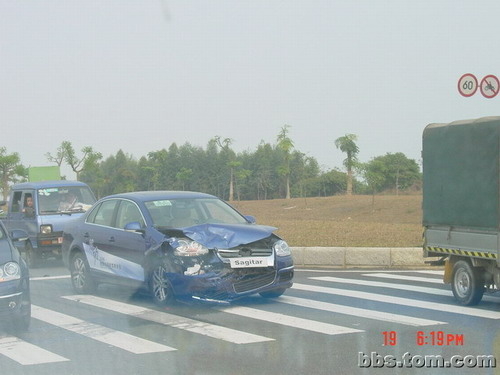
1, 261, 499, 375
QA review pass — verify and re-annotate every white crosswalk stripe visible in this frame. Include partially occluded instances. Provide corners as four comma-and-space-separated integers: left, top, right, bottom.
0, 335, 68, 365
312, 274, 500, 302
292, 283, 500, 319
32, 305, 176, 353
413, 270, 445, 275
62, 294, 274, 344
276, 295, 446, 326
362, 273, 443, 284
310, 276, 451, 296
217, 305, 363, 335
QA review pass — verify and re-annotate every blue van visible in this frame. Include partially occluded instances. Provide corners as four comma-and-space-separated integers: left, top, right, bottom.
1, 181, 96, 267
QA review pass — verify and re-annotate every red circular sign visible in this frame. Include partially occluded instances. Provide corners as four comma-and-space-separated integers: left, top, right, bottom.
458, 73, 478, 97
480, 75, 500, 98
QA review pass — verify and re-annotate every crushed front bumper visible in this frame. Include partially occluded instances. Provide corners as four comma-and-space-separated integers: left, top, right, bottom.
168, 262, 294, 302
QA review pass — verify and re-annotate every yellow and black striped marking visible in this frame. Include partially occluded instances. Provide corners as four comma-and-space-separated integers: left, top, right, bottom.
425, 246, 498, 259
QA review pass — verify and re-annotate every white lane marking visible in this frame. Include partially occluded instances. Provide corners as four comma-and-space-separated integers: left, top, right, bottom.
362, 273, 442, 284
413, 270, 444, 275
31, 305, 175, 353
0, 336, 68, 365
311, 276, 500, 302
294, 269, 444, 273
277, 296, 446, 327
310, 276, 451, 296
30, 275, 70, 281
217, 305, 363, 335
63, 295, 273, 344
292, 283, 500, 320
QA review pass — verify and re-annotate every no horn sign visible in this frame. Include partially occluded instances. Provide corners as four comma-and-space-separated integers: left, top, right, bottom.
458, 73, 499, 98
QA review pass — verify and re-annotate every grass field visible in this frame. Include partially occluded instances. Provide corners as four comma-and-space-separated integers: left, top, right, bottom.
231, 194, 423, 247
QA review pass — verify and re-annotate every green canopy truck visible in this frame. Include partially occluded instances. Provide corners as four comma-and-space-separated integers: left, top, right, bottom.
423, 116, 500, 305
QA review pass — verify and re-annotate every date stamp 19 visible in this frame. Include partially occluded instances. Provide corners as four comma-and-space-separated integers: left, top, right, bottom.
382, 330, 465, 346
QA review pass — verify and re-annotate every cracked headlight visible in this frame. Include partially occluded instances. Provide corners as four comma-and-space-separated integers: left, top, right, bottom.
0, 262, 21, 282
171, 239, 209, 257
273, 240, 291, 257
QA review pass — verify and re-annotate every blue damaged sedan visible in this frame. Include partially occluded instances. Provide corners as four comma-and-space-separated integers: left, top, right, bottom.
62, 191, 294, 304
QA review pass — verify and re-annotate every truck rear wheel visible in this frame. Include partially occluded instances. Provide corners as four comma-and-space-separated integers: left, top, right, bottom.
451, 260, 484, 306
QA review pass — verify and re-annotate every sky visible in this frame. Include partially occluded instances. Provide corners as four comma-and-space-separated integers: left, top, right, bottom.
1, 1, 500, 180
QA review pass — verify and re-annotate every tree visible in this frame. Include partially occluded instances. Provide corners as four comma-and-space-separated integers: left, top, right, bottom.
276, 125, 294, 199
361, 159, 386, 207
234, 168, 251, 201
45, 143, 66, 167
0, 148, 26, 200
48, 141, 102, 181
214, 136, 237, 201
375, 152, 420, 194
335, 134, 359, 195
176, 167, 193, 190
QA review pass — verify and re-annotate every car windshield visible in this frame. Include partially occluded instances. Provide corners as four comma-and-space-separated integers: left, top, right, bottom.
38, 186, 96, 214
145, 198, 248, 228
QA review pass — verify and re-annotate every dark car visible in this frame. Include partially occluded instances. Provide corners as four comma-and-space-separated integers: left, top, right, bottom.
62, 191, 294, 304
0, 222, 31, 331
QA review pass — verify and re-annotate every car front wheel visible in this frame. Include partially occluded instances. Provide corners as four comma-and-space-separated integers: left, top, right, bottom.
70, 252, 97, 294
149, 264, 174, 306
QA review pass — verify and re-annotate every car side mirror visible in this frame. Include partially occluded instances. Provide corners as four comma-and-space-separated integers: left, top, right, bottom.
124, 221, 144, 233
244, 215, 256, 224
11, 229, 29, 242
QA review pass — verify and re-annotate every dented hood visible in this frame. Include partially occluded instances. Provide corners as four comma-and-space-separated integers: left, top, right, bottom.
181, 223, 277, 249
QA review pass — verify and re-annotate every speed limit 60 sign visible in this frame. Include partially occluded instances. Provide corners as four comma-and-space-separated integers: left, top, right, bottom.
458, 73, 478, 97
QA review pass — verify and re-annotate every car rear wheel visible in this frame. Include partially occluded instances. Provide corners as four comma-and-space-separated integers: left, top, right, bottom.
70, 251, 97, 294
149, 264, 174, 306
24, 241, 40, 268
451, 260, 484, 306
259, 288, 287, 298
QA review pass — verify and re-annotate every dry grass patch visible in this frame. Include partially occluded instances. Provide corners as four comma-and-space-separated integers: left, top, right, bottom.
231, 195, 422, 247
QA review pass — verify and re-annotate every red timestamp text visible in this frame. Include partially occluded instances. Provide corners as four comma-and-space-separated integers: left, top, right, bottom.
416, 331, 464, 346
382, 331, 465, 346
382, 331, 398, 346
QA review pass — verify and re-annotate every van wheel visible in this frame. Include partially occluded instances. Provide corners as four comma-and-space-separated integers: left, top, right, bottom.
24, 242, 39, 268
451, 260, 484, 306
149, 264, 174, 306
70, 252, 97, 294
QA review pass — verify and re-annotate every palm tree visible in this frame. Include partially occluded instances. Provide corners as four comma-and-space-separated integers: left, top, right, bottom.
335, 134, 359, 195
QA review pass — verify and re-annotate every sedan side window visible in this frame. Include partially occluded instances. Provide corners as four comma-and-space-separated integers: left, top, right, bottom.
116, 201, 144, 229
89, 200, 118, 227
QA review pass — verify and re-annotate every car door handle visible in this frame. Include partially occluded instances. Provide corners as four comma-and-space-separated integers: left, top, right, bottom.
83, 232, 90, 244
108, 236, 115, 242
